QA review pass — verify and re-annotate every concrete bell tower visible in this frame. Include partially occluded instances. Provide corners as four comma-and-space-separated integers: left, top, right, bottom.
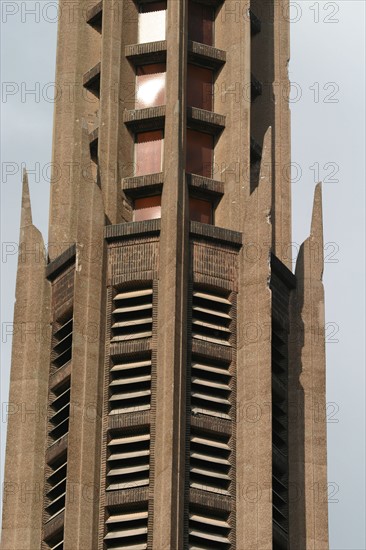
1, 1, 329, 549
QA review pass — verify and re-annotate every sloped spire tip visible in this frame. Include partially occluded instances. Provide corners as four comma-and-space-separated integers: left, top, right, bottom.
21, 168, 33, 227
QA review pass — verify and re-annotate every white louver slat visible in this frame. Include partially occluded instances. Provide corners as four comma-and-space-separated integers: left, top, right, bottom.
106, 430, 150, 491
191, 358, 232, 419
52, 314, 73, 370
104, 506, 148, 550
188, 507, 231, 549
192, 291, 231, 305
45, 528, 64, 550
109, 357, 152, 415
192, 287, 232, 347
49, 379, 70, 443
45, 452, 68, 522
111, 287, 153, 342
189, 430, 231, 495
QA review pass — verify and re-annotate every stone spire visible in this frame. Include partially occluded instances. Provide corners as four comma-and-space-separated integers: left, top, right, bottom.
20, 168, 33, 228
310, 182, 324, 280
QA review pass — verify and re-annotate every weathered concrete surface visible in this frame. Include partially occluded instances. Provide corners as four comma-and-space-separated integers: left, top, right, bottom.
63, 122, 106, 550
237, 128, 273, 549
153, 1, 188, 548
289, 183, 329, 549
1, 171, 51, 550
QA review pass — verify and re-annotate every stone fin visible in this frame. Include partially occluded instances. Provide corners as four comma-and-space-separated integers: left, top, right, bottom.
295, 182, 324, 282
20, 168, 33, 228
310, 182, 324, 279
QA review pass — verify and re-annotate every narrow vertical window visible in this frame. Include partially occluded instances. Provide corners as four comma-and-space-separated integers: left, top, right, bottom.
134, 196, 162, 221
187, 64, 213, 111
188, 0, 214, 45
136, 64, 166, 109
135, 130, 163, 176
138, 1, 166, 43
186, 129, 214, 178
189, 197, 212, 224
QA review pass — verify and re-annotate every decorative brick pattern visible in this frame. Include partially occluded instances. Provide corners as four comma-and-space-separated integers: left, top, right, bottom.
108, 237, 159, 285
192, 240, 239, 287
51, 264, 75, 320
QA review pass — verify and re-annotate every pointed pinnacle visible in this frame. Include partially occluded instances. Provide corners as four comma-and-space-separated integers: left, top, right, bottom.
310, 182, 324, 279
21, 168, 33, 227
310, 182, 323, 244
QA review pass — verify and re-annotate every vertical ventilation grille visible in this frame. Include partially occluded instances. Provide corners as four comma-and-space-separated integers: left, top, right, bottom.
192, 289, 232, 346
45, 452, 67, 522
104, 505, 148, 550
45, 528, 64, 550
49, 379, 71, 443
109, 355, 152, 415
191, 357, 232, 419
111, 288, 153, 342
189, 506, 231, 549
52, 313, 73, 370
272, 328, 288, 388
272, 322, 289, 544
272, 453, 289, 539
107, 429, 150, 491
190, 428, 231, 495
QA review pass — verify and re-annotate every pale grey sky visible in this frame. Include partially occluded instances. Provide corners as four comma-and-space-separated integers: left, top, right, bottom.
1, 1, 365, 548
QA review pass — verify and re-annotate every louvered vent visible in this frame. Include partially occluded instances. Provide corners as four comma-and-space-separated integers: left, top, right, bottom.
273, 454, 289, 538
45, 528, 64, 550
192, 289, 232, 346
49, 378, 71, 443
107, 429, 150, 491
104, 505, 148, 550
109, 356, 152, 415
272, 322, 289, 541
191, 356, 232, 419
52, 313, 73, 370
190, 428, 231, 495
272, 331, 287, 384
189, 506, 231, 549
111, 288, 153, 342
45, 452, 67, 522
272, 386, 287, 455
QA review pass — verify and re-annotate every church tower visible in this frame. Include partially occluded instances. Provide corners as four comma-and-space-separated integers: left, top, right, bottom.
1, 1, 329, 549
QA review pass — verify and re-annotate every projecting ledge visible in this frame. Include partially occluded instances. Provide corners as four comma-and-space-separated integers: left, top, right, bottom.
188, 41, 226, 70
123, 106, 165, 131
105, 219, 161, 241
188, 107, 225, 135
186, 173, 224, 198
125, 41, 167, 64
83, 62, 101, 96
46, 244, 76, 280
122, 172, 164, 197
190, 221, 242, 248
